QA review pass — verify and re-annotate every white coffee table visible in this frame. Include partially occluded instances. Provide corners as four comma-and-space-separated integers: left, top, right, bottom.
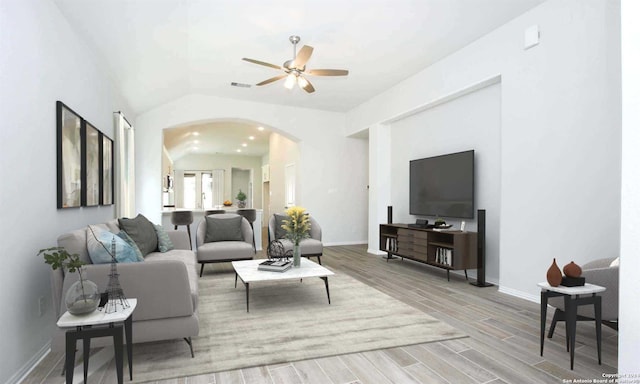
57, 299, 137, 384
232, 258, 335, 312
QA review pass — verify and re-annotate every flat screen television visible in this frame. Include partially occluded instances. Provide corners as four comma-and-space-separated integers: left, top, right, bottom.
410, 150, 475, 219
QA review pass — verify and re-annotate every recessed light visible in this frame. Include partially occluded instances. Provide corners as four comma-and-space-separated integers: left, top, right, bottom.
236, 149, 241, 153
249, 136, 255, 140
192, 132, 200, 136
193, 140, 200, 144
257, 126, 264, 131
242, 143, 247, 147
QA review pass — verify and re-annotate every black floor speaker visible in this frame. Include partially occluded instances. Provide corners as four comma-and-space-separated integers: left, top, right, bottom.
470, 209, 494, 287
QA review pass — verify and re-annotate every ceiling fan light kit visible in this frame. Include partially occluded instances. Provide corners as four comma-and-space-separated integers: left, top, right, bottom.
242, 35, 348, 94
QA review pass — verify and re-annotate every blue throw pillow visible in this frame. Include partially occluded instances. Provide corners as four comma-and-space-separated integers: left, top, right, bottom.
117, 230, 145, 261
154, 224, 174, 252
86, 225, 141, 264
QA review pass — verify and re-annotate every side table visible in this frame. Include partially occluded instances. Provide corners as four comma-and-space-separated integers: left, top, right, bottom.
56, 298, 137, 384
538, 283, 605, 370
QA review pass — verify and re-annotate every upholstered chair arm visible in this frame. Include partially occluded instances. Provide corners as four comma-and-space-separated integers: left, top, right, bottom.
309, 216, 322, 240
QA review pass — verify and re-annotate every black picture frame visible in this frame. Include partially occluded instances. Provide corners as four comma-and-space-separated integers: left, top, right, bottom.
56, 101, 83, 209
83, 121, 100, 207
100, 133, 114, 205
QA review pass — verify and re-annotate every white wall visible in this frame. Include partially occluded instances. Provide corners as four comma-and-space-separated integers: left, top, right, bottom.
174, 153, 263, 208
619, 0, 640, 373
389, 83, 502, 282
350, 0, 621, 299
135, 94, 368, 246
0, 0, 131, 382
269, 133, 299, 215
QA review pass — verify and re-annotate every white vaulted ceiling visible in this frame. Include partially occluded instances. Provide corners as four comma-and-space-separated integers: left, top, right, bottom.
52, 0, 545, 115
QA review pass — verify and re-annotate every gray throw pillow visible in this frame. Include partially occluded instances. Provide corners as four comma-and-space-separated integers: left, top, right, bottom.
274, 214, 289, 240
205, 216, 243, 243
118, 214, 158, 256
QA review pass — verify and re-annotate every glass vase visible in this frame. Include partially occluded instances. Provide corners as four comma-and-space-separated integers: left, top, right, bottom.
65, 278, 100, 315
293, 244, 301, 267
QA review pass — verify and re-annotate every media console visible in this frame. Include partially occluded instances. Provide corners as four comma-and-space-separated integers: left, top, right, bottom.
379, 224, 478, 281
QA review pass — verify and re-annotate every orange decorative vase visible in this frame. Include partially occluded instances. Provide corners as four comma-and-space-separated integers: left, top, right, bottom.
546, 258, 562, 287
563, 261, 582, 278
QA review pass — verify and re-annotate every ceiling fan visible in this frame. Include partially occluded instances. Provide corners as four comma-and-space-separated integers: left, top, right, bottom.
242, 35, 349, 94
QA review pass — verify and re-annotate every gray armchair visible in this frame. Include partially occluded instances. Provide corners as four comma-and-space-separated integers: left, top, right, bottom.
196, 213, 254, 276
547, 257, 619, 337
268, 213, 323, 264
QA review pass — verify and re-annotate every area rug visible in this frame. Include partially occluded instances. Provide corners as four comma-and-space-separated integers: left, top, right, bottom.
127, 268, 467, 382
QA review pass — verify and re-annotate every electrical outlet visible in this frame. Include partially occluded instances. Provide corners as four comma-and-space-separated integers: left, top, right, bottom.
38, 296, 46, 317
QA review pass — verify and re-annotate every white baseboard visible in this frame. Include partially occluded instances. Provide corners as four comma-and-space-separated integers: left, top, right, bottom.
499, 285, 539, 303
324, 240, 368, 247
11, 342, 51, 384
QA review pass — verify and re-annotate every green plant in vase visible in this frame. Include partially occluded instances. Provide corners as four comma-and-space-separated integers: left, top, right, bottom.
38, 247, 100, 315
281, 206, 310, 267
236, 189, 247, 208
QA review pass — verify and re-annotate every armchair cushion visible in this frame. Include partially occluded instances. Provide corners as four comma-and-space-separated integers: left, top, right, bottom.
154, 224, 174, 252
273, 214, 288, 240
204, 215, 243, 242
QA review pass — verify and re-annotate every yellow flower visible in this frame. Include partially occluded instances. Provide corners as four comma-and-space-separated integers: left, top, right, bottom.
282, 206, 311, 245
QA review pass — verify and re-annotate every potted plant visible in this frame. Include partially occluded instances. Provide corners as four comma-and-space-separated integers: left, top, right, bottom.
236, 189, 247, 208
281, 206, 310, 267
38, 247, 100, 315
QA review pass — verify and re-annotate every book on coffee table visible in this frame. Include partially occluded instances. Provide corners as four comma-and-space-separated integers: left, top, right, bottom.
258, 259, 292, 272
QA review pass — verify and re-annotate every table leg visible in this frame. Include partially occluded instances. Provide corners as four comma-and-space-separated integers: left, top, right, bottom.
65, 331, 77, 384
540, 291, 547, 356
594, 294, 602, 365
83, 328, 91, 383
245, 282, 250, 312
321, 276, 331, 304
125, 315, 133, 379
235, 273, 238, 288
113, 325, 124, 384
564, 295, 577, 370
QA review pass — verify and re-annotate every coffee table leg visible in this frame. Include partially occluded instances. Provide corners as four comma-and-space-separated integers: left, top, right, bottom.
244, 282, 250, 312
540, 291, 547, 356
595, 294, 602, 365
321, 277, 331, 304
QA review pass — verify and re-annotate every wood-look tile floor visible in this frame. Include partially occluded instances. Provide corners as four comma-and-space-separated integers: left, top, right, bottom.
27, 244, 617, 384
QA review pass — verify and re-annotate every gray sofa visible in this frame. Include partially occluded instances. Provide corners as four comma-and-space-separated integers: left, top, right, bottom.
51, 219, 199, 356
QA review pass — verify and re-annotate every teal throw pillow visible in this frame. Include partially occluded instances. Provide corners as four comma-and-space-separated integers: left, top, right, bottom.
205, 216, 243, 243
154, 224, 174, 252
118, 214, 158, 256
86, 225, 141, 264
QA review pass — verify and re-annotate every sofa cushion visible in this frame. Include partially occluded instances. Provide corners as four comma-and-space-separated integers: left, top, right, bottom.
118, 214, 158, 256
86, 225, 141, 264
154, 224, 174, 252
205, 215, 243, 243
145, 249, 199, 311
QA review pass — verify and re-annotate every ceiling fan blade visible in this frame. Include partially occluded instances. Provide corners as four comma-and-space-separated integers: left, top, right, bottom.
299, 76, 315, 93
256, 74, 287, 86
293, 45, 314, 68
307, 69, 349, 76
242, 58, 282, 70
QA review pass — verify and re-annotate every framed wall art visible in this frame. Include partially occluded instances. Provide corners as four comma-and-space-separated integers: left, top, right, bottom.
100, 133, 114, 205
56, 101, 83, 208
83, 121, 100, 206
